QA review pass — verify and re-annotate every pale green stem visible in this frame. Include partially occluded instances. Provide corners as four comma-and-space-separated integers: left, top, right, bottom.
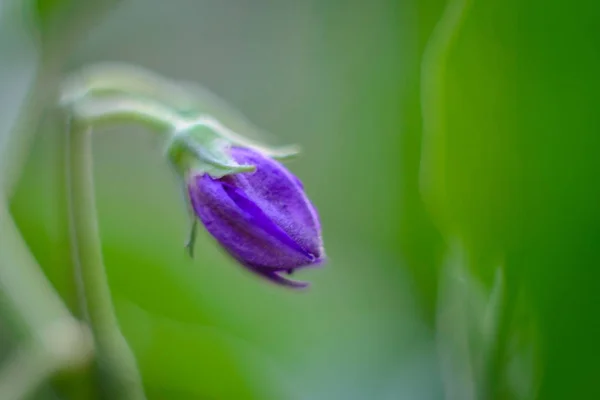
60, 62, 197, 111
65, 93, 182, 399
67, 122, 146, 400
68, 95, 186, 132
61, 63, 301, 160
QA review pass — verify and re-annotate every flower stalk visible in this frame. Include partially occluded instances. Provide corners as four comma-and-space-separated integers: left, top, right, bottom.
66, 121, 146, 399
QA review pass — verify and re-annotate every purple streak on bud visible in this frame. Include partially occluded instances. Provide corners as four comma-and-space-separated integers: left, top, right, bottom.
187, 146, 324, 288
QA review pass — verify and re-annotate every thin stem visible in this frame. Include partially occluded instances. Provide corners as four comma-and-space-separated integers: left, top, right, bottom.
67, 122, 146, 399
60, 62, 196, 111
69, 94, 186, 132
61, 63, 301, 160
63, 77, 186, 399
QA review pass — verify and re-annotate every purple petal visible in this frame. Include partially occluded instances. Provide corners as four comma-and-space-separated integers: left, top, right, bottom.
228, 147, 324, 259
221, 183, 315, 262
246, 264, 310, 289
187, 146, 325, 288
189, 175, 316, 269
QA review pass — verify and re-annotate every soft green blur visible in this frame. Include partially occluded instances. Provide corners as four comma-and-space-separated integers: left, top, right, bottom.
3, 0, 600, 399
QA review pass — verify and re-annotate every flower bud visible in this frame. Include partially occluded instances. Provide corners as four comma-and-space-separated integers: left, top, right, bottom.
187, 146, 324, 288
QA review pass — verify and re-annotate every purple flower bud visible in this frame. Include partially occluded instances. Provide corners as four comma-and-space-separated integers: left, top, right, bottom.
187, 146, 325, 288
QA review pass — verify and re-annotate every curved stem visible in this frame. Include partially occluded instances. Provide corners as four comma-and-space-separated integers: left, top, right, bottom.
69, 94, 186, 132
60, 62, 196, 112
67, 122, 146, 400
61, 63, 301, 160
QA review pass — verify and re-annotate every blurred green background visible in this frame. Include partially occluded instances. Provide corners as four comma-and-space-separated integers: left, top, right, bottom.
3, 0, 600, 399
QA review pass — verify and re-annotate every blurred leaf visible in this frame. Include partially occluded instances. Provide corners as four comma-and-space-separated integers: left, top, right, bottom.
0, 0, 39, 155
435, 240, 503, 400
0, 0, 43, 376
435, 241, 542, 400
503, 298, 541, 400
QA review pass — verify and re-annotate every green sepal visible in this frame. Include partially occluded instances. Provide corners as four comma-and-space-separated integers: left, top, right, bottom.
166, 122, 255, 179
183, 116, 302, 162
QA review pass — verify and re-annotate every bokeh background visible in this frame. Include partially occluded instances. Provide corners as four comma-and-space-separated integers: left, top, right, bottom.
3, 0, 600, 399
